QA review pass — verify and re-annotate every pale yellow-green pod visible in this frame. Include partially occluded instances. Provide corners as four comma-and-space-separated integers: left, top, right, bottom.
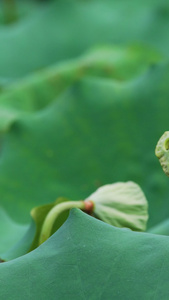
155, 131, 169, 177
85, 181, 148, 232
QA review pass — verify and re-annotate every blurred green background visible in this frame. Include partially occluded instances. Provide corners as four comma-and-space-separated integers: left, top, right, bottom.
0, 0, 169, 230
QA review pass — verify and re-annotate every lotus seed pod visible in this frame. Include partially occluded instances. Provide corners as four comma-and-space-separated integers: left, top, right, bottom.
85, 181, 148, 231
155, 131, 169, 177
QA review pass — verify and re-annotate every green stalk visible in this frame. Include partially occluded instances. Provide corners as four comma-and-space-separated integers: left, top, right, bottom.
39, 201, 85, 245
3, 0, 18, 24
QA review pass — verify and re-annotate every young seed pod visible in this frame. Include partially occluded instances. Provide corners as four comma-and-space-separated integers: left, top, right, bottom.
85, 181, 148, 231
155, 131, 169, 177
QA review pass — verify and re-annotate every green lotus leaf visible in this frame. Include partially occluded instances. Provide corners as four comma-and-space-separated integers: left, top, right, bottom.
0, 45, 161, 132
0, 45, 168, 261
0, 57, 169, 229
148, 218, 169, 236
0, 208, 29, 256
1, 197, 69, 261
0, 209, 169, 299
0, 0, 169, 81
1, 219, 35, 262
1, 1, 169, 297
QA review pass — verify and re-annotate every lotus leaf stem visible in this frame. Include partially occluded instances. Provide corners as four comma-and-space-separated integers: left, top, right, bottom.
39, 201, 85, 245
